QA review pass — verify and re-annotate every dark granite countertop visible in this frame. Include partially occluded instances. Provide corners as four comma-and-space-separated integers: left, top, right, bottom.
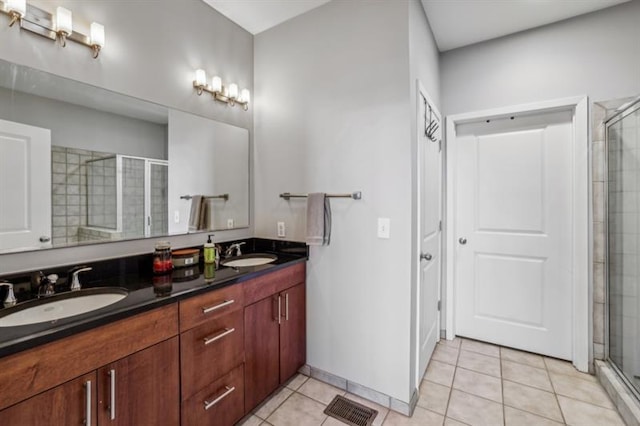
0, 238, 307, 358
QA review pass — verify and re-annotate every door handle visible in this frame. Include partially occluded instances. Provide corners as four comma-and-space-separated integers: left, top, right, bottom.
420, 253, 432, 261
458, 237, 467, 245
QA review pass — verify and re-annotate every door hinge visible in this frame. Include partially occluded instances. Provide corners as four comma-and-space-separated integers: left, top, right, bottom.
438, 139, 442, 152
437, 300, 441, 311
438, 220, 442, 231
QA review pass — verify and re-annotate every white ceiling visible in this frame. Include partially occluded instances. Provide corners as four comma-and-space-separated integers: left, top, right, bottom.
203, 0, 331, 35
203, 0, 630, 50
422, 0, 631, 51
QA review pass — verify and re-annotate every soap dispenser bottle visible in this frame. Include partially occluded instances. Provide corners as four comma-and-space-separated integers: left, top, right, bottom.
204, 234, 216, 264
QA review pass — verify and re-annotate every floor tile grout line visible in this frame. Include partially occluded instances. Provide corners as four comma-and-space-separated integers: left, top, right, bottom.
557, 393, 623, 413
501, 376, 554, 394
252, 385, 297, 421
440, 341, 460, 423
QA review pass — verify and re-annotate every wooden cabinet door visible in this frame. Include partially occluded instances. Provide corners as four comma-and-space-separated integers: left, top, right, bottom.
244, 295, 281, 411
97, 337, 180, 426
280, 283, 306, 383
0, 372, 97, 426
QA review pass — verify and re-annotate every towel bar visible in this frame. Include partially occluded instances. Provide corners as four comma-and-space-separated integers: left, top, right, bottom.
180, 194, 229, 201
279, 192, 362, 201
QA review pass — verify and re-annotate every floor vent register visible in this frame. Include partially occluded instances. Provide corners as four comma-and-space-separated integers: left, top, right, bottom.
324, 395, 378, 426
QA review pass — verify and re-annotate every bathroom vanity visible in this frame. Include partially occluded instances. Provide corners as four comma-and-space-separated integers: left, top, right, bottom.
0, 239, 307, 426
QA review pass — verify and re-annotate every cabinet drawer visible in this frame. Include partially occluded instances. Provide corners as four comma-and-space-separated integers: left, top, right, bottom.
182, 364, 244, 426
180, 310, 244, 399
179, 284, 243, 331
244, 263, 305, 305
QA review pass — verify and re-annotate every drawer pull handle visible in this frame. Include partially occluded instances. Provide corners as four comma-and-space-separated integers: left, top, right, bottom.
108, 369, 116, 420
202, 299, 234, 314
285, 293, 289, 321
204, 386, 235, 410
203, 328, 235, 345
278, 295, 282, 325
85, 380, 92, 426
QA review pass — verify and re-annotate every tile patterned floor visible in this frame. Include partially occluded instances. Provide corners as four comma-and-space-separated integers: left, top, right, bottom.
237, 338, 626, 426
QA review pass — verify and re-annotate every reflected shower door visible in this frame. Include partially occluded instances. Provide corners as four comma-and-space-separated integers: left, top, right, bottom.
607, 99, 640, 393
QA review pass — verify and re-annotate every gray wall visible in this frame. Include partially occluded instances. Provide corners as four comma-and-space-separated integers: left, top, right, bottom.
0, 87, 167, 159
254, 0, 439, 403
0, 0, 254, 273
441, 0, 640, 115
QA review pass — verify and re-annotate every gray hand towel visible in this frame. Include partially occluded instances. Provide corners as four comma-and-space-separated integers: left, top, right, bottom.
199, 197, 209, 230
188, 195, 203, 232
306, 193, 331, 246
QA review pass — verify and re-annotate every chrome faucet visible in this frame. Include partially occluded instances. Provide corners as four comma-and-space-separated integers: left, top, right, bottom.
224, 242, 246, 258
69, 266, 93, 291
0, 281, 16, 307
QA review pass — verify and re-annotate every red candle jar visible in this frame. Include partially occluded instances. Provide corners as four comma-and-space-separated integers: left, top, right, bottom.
153, 241, 173, 274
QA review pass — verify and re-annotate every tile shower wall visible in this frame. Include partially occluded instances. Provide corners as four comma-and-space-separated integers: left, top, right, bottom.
593, 103, 607, 362
122, 157, 146, 239
51, 146, 112, 246
150, 164, 168, 237
87, 156, 117, 229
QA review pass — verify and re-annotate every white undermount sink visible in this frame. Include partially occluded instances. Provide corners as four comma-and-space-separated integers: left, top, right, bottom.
221, 253, 278, 268
0, 287, 128, 327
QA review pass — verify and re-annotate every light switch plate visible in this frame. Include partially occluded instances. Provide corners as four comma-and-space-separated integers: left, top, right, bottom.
227, 219, 234, 229
277, 221, 286, 238
377, 218, 390, 239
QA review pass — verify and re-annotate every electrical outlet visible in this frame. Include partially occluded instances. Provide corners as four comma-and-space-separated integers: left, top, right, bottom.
227, 219, 234, 229
277, 221, 286, 238
377, 218, 390, 239
174, 211, 180, 223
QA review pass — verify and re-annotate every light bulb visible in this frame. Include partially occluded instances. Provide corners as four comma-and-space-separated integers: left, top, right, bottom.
240, 89, 250, 104
90, 22, 105, 48
211, 76, 222, 93
7, 0, 26, 16
56, 7, 73, 35
195, 69, 207, 87
228, 83, 238, 100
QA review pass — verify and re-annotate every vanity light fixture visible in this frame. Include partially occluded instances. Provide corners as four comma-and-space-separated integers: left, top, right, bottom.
0, 0, 105, 59
192, 69, 250, 111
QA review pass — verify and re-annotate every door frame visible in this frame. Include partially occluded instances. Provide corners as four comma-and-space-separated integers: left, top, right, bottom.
444, 96, 590, 372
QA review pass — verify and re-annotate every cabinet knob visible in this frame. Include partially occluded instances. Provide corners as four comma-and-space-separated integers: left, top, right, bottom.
459, 237, 467, 245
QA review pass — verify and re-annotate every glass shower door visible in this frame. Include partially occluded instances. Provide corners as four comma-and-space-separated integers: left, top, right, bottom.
607, 99, 640, 394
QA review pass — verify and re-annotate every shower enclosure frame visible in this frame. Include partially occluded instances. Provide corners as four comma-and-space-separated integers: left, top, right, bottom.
604, 95, 640, 399
86, 154, 168, 238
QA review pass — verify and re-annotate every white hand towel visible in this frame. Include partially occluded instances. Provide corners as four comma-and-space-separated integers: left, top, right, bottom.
306, 193, 331, 246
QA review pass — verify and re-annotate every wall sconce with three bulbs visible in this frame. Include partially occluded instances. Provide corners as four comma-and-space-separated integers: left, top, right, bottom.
193, 69, 250, 111
1, 0, 105, 58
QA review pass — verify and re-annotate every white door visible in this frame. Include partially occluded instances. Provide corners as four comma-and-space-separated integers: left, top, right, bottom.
417, 87, 442, 378
0, 119, 51, 252
454, 109, 573, 360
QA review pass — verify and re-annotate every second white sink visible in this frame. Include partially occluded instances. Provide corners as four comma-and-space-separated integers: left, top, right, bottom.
221, 254, 277, 268
0, 288, 128, 327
